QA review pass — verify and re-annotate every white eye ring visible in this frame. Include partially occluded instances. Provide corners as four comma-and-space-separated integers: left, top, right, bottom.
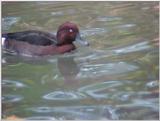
69, 29, 73, 32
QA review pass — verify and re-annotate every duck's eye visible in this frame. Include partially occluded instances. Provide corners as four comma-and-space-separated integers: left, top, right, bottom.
69, 29, 73, 33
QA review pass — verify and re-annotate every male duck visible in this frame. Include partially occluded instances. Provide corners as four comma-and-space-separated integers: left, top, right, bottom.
2, 22, 89, 56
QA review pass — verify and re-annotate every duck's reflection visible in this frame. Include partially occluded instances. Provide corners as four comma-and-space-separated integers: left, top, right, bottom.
57, 56, 80, 85
2, 52, 81, 87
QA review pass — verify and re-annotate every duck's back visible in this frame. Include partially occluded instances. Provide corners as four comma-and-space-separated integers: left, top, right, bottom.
2, 30, 57, 46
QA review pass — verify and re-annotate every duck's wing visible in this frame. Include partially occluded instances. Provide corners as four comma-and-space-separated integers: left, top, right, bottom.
2, 30, 57, 46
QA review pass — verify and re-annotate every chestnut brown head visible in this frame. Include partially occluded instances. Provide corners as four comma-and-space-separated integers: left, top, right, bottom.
56, 22, 89, 46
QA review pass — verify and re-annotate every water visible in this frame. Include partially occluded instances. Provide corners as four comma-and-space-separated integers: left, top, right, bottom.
2, 1, 159, 120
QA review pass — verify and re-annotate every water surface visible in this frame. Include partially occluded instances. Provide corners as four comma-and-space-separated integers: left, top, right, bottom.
2, 1, 159, 120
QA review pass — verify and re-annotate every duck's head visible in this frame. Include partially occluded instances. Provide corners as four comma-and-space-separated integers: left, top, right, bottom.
56, 22, 89, 46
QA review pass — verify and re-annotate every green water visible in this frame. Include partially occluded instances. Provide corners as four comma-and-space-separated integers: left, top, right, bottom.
2, 1, 159, 120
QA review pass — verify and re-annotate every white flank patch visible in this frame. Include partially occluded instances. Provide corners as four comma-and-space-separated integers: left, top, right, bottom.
2, 37, 6, 46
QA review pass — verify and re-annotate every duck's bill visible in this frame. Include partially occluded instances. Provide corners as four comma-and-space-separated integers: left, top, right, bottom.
75, 33, 89, 46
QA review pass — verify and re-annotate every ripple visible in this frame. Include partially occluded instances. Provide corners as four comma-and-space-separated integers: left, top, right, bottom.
42, 91, 86, 101
112, 91, 159, 102
81, 28, 107, 37
137, 91, 159, 99
26, 116, 56, 120
2, 58, 6, 64
115, 104, 158, 120
79, 81, 124, 91
28, 107, 53, 113
47, 58, 57, 63
27, 105, 116, 120
114, 41, 151, 54
51, 11, 63, 16
116, 24, 136, 29
76, 50, 114, 61
104, 106, 119, 120
146, 80, 159, 88
2, 17, 20, 31
2, 94, 23, 103
77, 62, 138, 78
111, 92, 133, 101
97, 16, 122, 22
132, 99, 158, 111
78, 81, 131, 99
2, 80, 27, 88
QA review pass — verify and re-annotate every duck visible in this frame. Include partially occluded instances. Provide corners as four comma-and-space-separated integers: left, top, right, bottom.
2, 22, 89, 56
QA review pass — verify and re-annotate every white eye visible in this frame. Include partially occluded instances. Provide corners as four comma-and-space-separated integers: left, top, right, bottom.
69, 29, 73, 32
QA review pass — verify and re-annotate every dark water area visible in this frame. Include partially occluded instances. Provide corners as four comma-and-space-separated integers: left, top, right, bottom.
2, 1, 159, 120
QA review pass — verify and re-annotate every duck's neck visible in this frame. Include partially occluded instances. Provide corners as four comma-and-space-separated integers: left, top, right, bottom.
57, 44, 76, 54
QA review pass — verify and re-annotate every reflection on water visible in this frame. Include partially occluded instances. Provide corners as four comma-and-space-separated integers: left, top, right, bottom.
114, 41, 151, 54
2, 17, 20, 31
2, 80, 27, 88
43, 91, 86, 101
26, 116, 56, 120
26, 105, 119, 120
2, 1, 159, 120
78, 62, 138, 78
2, 94, 24, 103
